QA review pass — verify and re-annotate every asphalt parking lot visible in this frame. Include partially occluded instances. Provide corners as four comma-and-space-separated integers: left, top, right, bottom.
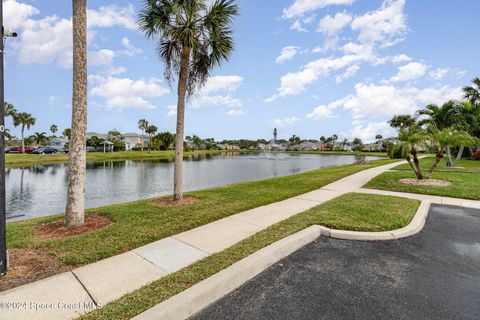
192, 205, 480, 320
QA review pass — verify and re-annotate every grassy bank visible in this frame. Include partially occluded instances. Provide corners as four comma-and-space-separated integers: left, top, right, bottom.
365, 158, 480, 200
286, 150, 388, 157
79, 193, 419, 320
5, 150, 232, 167
7, 159, 396, 266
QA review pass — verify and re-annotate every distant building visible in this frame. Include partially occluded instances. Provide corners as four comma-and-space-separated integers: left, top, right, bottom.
47, 137, 68, 151
123, 133, 150, 151
218, 144, 240, 150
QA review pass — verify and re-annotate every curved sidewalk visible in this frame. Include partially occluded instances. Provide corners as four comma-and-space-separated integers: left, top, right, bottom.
4, 160, 476, 320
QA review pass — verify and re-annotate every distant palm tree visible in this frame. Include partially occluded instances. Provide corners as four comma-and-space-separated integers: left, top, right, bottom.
4, 102, 17, 119
50, 124, 58, 137
65, 0, 88, 227
463, 77, 480, 105
139, 0, 238, 201
138, 119, 149, 151
32, 132, 48, 146
388, 114, 416, 129
145, 125, 158, 151
375, 134, 383, 142
13, 112, 36, 153
331, 134, 338, 150
63, 128, 71, 140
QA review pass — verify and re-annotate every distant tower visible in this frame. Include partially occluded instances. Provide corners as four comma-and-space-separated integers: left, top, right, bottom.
273, 128, 278, 143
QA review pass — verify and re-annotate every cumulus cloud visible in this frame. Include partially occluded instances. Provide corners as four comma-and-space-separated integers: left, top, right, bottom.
90, 76, 170, 110
305, 105, 335, 119
119, 37, 143, 57
226, 109, 245, 116
317, 12, 352, 36
283, 0, 355, 19
429, 68, 449, 80
272, 117, 299, 128
391, 54, 412, 63
276, 46, 300, 64
344, 121, 393, 142
391, 62, 428, 82
191, 75, 244, 109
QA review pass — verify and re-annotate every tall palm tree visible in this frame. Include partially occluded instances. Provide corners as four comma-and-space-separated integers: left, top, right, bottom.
452, 101, 479, 166
65, 0, 87, 227
145, 125, 158, 151
13, 112, 35, 153
463, 77, 480, 105
417, 101, 461, 167
31, 132, 48, 146
139, 0, 238, 201
138, 119, 149, 151
50, 124, 58, 137
4, 102, 17, 119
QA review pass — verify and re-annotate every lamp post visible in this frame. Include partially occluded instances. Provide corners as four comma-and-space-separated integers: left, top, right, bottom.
0, 1, 17, 276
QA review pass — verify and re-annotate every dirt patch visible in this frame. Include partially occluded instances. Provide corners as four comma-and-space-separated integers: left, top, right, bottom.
152, 196, 199, 207
0, 248, 70, 292
399, 178, 452, 187
36, 214, 112, 239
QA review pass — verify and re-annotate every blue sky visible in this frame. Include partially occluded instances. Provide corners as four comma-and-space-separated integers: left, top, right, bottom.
3, 0, 479, 142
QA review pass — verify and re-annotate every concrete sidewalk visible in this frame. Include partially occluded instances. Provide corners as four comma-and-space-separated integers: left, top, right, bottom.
3, 160, 470, 320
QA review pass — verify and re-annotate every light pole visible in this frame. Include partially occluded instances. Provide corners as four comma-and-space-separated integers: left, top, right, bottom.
0, 1, 17, 276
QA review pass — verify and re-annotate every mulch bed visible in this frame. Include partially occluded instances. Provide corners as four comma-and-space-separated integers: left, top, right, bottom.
399, 178, 452, 187
152, 196, 199, 207
35, 214, 112, 238
0, 248, 70, 292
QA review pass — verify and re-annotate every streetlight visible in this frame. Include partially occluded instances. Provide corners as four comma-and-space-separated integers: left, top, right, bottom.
0, 1, 17, 276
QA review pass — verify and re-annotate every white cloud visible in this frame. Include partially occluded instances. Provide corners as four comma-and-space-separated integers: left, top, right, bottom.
345, 121, 393, 142
90, 76, 170, 110
191, 75, 244, 109
429, 68, 449, 80
119, 37, 143, 57
391, 54, 412, 63
335, 64, 360, 83
351, 0, 407, 47
391, 62, 427, 82
276, 46, 300, 64
6, 2, 137, 68
89, 49, 116, 66
166, 105, 177, 117
317, 12, 352, 36
290, 20, 308, 32
306, 82, 463, 120
226, 109, 245, 116
272, 117, 299, 128
305, 105, 335, 119
283, 0, 355, 19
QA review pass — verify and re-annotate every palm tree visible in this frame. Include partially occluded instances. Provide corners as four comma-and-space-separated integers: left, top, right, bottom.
388, 114, 416, 129
375, 134, 383, 142
393, 127, 427, 180
138, 119, 149, 151
63, 128, 71, 140
50, 124, 58, 137
4, 102, 17, 119
139, 0, 238, 201
463, 77, 480, 105
145, 125, 158, 151
32, 132, 48, 146
13, 112, 36, 153
331, 134, 338, 150
417, 101, 461, 167
65, 0, 87, 227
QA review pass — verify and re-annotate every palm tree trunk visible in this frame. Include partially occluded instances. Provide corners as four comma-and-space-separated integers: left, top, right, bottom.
429, 150, 443, 176
411, 148, 424, 180
173, 46, 191, 201
405, 155, 418, 176
21, 125, 25, 154
141, 129, 144, 151
453, 145, 464, 167
445, 146, 453, 167
65, 0, 87, 227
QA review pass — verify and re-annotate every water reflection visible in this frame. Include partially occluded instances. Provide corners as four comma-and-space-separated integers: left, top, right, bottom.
6, 152, 384, 220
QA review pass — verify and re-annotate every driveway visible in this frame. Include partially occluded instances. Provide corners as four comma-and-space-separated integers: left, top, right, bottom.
191, 205, 480, 320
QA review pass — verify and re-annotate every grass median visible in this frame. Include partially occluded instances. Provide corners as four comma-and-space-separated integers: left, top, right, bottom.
78, 192, 419, 320
4, 159, 397, 290
365, 158, 480, 200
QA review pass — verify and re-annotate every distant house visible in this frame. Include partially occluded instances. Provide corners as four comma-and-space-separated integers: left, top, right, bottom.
218, 144, 240, 150
123, 133, 150, 151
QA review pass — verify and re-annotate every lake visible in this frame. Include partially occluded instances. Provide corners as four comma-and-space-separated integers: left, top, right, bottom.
6, 152, 384, 220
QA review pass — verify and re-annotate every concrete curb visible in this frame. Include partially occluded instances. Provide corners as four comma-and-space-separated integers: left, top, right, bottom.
132, 225, 322, 320
318, 200, 431, 241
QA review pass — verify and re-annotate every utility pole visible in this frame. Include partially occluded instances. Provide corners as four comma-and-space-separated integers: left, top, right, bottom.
0, 0, 7, 276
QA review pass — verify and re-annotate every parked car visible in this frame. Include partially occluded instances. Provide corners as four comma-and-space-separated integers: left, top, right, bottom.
6, 146, 35, 153
32, 147, 58, 154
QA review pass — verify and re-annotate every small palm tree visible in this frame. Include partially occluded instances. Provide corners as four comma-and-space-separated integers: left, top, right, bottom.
145, 125, 158, 151
13, 112, 36, 153
139, 0, 238, 201
392, 127, 427, 180
32, 132, 48, 146
463, 77, 480, 105
50, 124, 58, 137
138, 119, 149, 151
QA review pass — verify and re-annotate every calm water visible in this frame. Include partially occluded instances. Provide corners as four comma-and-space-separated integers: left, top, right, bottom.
6, 153, 383, 220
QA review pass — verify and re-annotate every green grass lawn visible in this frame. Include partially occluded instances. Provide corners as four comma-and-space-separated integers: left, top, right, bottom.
7, 159, 397, 267
287, 150, 388, 157
365, 157, 480, 200
5, 150, 232, 167
79, 192, 419, 320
